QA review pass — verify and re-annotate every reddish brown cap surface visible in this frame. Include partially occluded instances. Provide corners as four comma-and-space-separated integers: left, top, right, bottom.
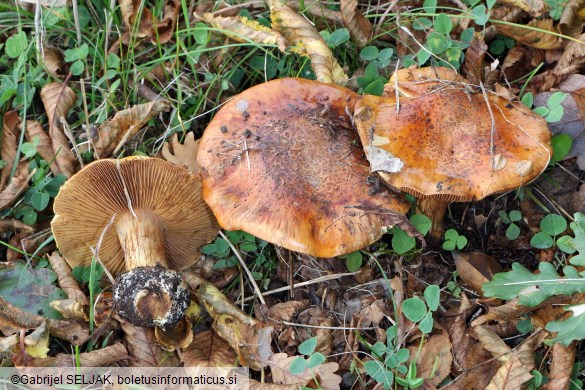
197, 78, 409, 257
354, 67, 552, 201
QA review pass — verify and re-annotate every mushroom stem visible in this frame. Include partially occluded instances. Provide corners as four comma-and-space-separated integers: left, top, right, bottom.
115, 210, 169, 269
418, 197, 448, 239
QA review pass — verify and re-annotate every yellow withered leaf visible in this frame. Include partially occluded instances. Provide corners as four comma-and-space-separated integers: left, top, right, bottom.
496, 19, 563, 49
268, 0, 348, 85
340, 0, 372, 47
201, 13, 287, 51
497, 0, 548, 16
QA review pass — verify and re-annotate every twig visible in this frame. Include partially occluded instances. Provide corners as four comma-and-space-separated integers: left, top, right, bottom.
219, 231, 266, 305
90, 214, 117, 284
60, 118, 85, 168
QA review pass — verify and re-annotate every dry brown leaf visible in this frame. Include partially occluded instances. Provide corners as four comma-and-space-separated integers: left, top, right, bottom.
0, 334, 17, 360
154, 317, 193, 351
0, 111, 20, 190
0, 219, 34, 234
297, 307, 334, 356
462, 33, 487, 85
47, 252, 89, 305
94, 99, 171, 158
49, 299, 87, 320
265, 300, 310, 331
340, 0, 372, 47
268, 352, 342, 390
453, 251, 503, 298
497, 0, 548, 16
268, 0, 348, 85
39, 82, 78, 177
41, 46, 65, 77
24, 120, 60, 175
182, 330, 238, 367
0, 296, 89, 345
496, 19, 563, 49
118, 318, 179, 366
501, 46, 545, 83
560, 0, 585, 38
23, 321, 49, 358
541, 342, 576, 390
407, 331, 452, 385
200, 12, 287, 51
286, 0, 343, 24
119, 0, 179, 44
0, 163, 31, 212
33, 343, 128, 367
161, 132, 201, 174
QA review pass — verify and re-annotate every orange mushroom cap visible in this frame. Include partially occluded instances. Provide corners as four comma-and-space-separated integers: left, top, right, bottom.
354, 67, 552, 202
197, 78, 410, 257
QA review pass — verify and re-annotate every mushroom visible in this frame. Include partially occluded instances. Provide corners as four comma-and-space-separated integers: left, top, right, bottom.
354, 67, 552, 238
197, 78, 411, 257
51, 156, 219, 327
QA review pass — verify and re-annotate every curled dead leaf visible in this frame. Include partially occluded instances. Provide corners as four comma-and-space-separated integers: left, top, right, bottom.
0, 219, 34, 234
162, 132, 201, 174
560, 0, 585, 38
183, 330, 238, 367
268, 0, 348, 85
496, 19, 563, 49
47, 252, 89, 305
497, 0, 548, 16
94, 99, 171, 158
286, 0, 343, 24
340, 0, 372, 47
24, 120, 60, 175
154, 317, 193, 351
41, 46, 65, 77
49, 299, 87, 320
453, 251, 503, 298
461, 33, 487, 85
407, 331, 453, 385
264, 300, 310, 332
0, 163, 32, 212
33, 343, 128, 367
0, 111, 20, 190
23, 322, 49, 359
40, 82, 78, 177
200, 12, 287, 51
541, 342, 576, 390
119, 0, 179, 44
118, 318, 180, 366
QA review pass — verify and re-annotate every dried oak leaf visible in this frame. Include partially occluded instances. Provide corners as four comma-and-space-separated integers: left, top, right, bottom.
33, 343, 128, 367
47, 252, 89, 305
496, 19, 563, 49
200, 12, 287, 51
407, 331, 453, 386
268, 352, 341, 390
24, 120, 60, 175
340, 0, 372, 47
0, 297, 89, 345
0, 111, 20, 190
268, 0, 348, 85
118, 317, 179, 366
560, 0, 585, 38
40, 82, 78, 177
94, 99, 171, 158
162, 132, 201, 174
182, 330, 237, 367
453, 251, 503, 299
0, 219, 34, 234
541, 342, 576, 390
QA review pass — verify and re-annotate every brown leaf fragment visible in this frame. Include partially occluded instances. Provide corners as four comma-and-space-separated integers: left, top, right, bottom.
560, 0, 585, 38
0, 163, 31, 212
47, 252, 89, 305
24, 120, 60, 175
118, 318, 179, 366
0, 297, 89, 345
162, 132, 201, 174
23, 321, 49, 358
0, 334, 18, 360
41, 46, 65, 77
0, 111, 20, 190
541, 342, 576, 390
200, 12, 287, 51
497, 0, 548, 16
154, 317, 193, 351
182, 330, 237, 367
453, 251, 503, 298
0, 219, 34, 234
264, 300, 310, 331
49, 299, 87, 320
407, 331, 453, 385
496, 19, 563, 49
268, 0, 348, 85
268, 352, 341, 390
119, 0, 179, 44
340, 0, 372, 47
501, 46, 545, 83
33, 343, 128, 367
462, 33, 487, 85
286, 0, 343, 24
40, 82, 78, 177
94, 99, 171, 158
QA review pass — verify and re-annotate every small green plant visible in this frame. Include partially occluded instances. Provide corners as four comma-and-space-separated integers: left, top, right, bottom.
357, 62, 387, 96
442, 229, 467, 250
446, 271, 462, 297
549, 133, 572, 165
359, 45, 394, 69
530, 213, 567, 249
64, 43, 89, 76
290, 336, 326, 376
72, 263, 105, 294
498, 210, 522, 240
544, 0, 566, 20
389, 214, 432, 255
320, 28, 350, 49
341, 250, 364, 272
523, 91, 567, 123
489, 35, 515, 56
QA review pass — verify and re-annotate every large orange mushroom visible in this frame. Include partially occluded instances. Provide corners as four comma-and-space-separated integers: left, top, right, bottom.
354, 67, 552, 237
198, 78, 412, 257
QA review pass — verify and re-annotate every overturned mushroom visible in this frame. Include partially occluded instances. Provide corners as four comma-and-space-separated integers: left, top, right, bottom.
198, 78, 411, 257
354, 67, 552, 237
51, 157, 219, 327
